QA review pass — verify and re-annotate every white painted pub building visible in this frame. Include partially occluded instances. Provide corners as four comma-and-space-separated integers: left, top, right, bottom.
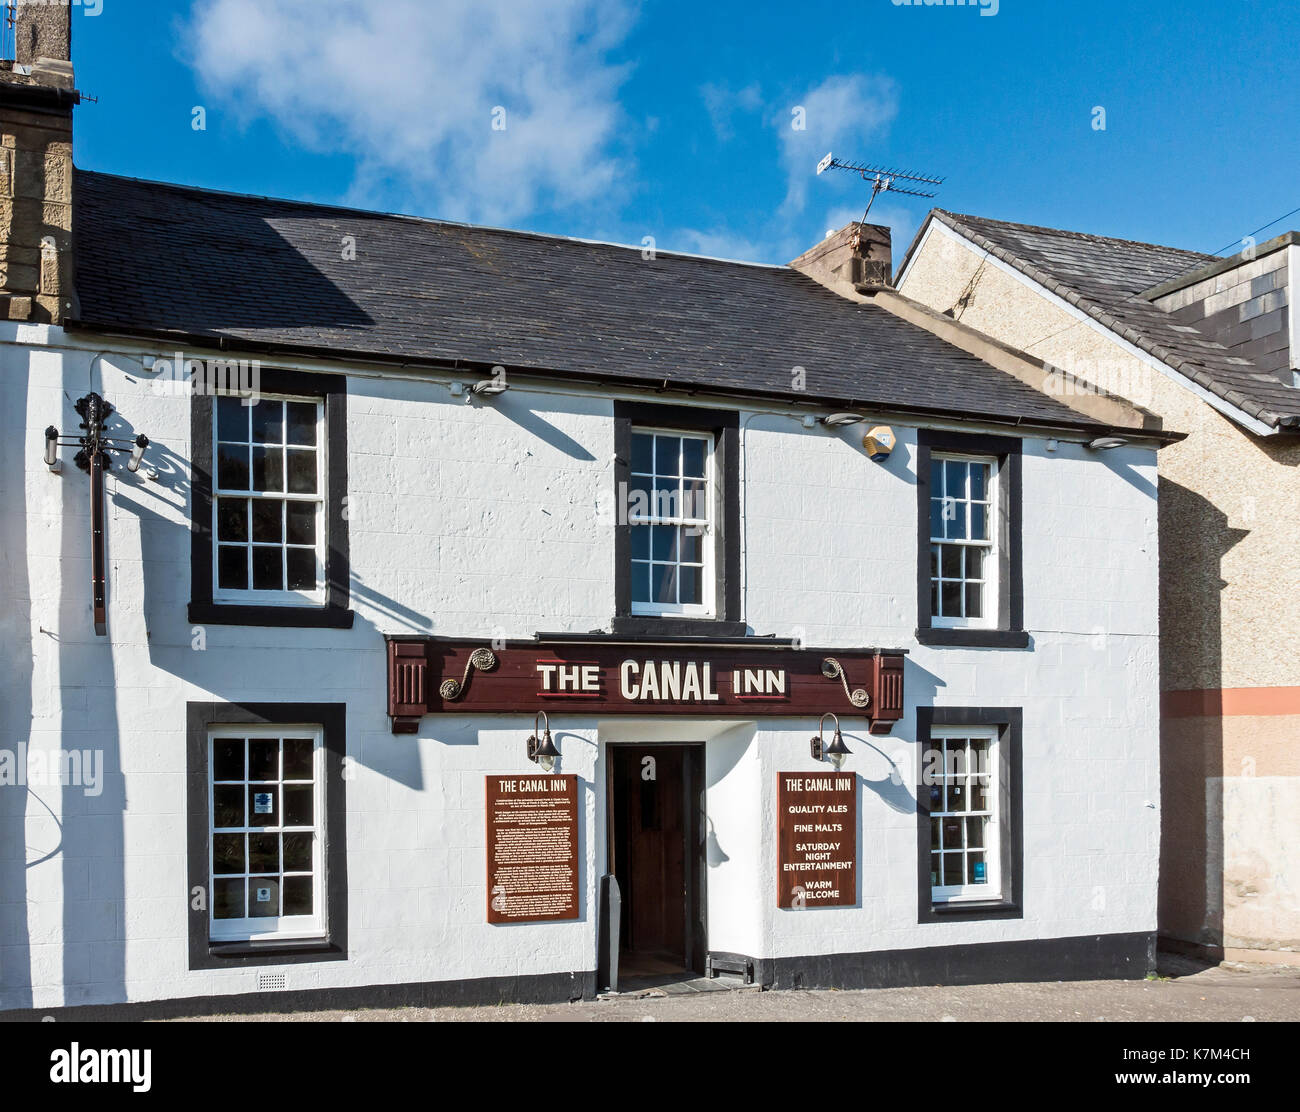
0, 13, 1175, 1014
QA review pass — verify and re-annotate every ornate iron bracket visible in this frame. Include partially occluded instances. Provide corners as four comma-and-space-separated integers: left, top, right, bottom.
439, 647, 499, 700
821, 658, 870, 709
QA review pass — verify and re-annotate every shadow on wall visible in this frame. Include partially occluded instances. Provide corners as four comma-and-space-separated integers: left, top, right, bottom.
0, 354, 34, 1010
1157, 476, 1248, 952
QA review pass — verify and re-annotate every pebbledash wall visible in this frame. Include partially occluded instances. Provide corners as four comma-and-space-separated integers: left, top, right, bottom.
0, 322, 1162, 1013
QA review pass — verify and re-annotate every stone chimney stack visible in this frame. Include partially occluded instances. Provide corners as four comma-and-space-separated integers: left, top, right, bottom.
0, 0, 78, 323
789, 222, 892, 298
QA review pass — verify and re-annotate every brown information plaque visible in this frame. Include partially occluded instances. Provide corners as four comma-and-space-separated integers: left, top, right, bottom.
777, 772, 857, 908
486, 773, 580, 923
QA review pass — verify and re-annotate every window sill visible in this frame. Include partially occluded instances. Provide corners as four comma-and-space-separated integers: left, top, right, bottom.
205, 936, 346, 965
915, 627, 1030, 649
612, 616, 748, 638
922, 899, 1022, 923
188, 602, 355, 629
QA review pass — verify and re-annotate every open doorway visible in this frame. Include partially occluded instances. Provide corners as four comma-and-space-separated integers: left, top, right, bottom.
608, 744, 707, 979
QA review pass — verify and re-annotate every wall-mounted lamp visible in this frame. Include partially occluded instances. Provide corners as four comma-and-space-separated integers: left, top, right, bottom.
821, 412, 866, 429
810, 712, 851, 770
526, 711, 560, 772
1088, 436, 1127, 451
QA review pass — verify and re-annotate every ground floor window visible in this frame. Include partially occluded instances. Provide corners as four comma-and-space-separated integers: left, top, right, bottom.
916, 707, 1022, 923
187, 702, 348, 968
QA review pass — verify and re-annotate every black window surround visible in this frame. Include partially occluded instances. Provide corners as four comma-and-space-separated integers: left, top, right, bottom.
613, 402, 743, 637
916, 706, 1023, 923
187, 701, 348, 969
915, 429, 1027, 649
190, 368, 353, 628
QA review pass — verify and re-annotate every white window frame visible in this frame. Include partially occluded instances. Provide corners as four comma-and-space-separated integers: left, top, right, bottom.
929, 725, 1002, 903
212, 392, 327, 608
208, 724, 327, 943
930, 452, 999, 630
628, 427, 717, 618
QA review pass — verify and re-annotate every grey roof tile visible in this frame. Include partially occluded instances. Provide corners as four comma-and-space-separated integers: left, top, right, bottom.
69, 171, 1108, 432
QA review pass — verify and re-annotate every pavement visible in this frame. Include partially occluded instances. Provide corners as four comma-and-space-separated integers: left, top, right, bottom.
195, 954, 1300, 1022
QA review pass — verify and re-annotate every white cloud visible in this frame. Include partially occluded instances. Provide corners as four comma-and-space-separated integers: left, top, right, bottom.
777, 74, 898, 214
185, 0, 637, 224
700, 82, 763, 142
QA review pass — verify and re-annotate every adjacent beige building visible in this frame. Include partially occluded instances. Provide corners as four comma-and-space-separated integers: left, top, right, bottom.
893, 212, 1300, 962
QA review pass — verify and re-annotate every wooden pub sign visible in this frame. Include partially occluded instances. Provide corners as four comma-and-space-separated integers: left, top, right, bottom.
386, 637, 905, 734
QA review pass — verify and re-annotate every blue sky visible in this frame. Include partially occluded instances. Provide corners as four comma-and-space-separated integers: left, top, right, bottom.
71, 0, 1300, 265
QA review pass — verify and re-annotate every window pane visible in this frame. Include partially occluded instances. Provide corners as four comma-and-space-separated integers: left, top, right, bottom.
249, 878, 279, 918
930, 854, 940, 887
249, 739, 278, 781
283, 738, 314, 781
651, 524, 674, 561
969, 464, 987, 502
682, 438, 706, 478
971, 780, 989, 812
252, 446, 284, 492
966, 582, 983, 619
942, 817, 962, 850
217, 397, 249, 442
248, 786, 277, 827
946, 779, 966, 812
929, 498, 943, 539
941, 581, 962, 617
251, 499, 282, 543
213, 878, 245, 920
283, 875, 313, 917
251, 401, 283, 445
284, 784, 314, 827
930, 544, 939, 578
930, 581, 938, 617
940, 544, 961, 579
930, 817, 941, 851
286, 502, 316, 546
213, 833, 245, 875
630, 433, 653, 474
252, 546, 283, 591
630, 524, 650, 561
943, 853, 964, 888
678, 565, 701, 605
286, 402, 318, 446
966, 816, 985, 849
212, 739, 244, 782
652, 475, 677, 517
968, 852, 988, 885
217, 444, 250, 490
287, 449, 317, 495
970, 502, 987, 541
944, 460, 967, 499
630, 561, 651, 604
682, 479, 707, 519
213, 785, 244, 829
286, 549, 315, 592
654, 435, 681, 476
218, 546, 248, 591
283, 832, 313, 872
249, 832, 280, 874
677, 527, 702, 564
650, 563, 677, 605
944, 501, 967, 540
627, 475, 651, 520
217, 499, 249, 542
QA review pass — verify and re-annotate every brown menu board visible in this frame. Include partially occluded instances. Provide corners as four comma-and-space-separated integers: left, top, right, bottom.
486, 774, 580, 923
777, 772, 857, 908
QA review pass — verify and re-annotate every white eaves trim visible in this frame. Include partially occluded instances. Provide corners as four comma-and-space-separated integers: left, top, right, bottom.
1288, 244, 1300, 385
899, 218, 1280, 438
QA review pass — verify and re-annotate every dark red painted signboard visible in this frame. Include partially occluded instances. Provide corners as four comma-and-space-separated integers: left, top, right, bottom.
486, 773, 580, 924
777, 772, 857, 908
387, 638, 904, 735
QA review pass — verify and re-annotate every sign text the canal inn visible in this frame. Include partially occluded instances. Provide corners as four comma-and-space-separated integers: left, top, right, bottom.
536, 659, 791, 702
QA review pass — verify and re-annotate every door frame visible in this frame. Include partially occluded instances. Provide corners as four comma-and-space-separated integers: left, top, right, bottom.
604, 741, 708, 975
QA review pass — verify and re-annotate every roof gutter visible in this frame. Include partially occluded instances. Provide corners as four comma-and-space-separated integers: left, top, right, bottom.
61, 316, 1184, 445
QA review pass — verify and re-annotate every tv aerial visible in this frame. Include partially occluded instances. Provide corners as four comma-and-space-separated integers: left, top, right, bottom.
816, 152, 944, 218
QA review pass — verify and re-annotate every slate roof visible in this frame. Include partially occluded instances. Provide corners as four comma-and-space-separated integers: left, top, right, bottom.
68, 170, 1119, 434
913, 210, 1300, 431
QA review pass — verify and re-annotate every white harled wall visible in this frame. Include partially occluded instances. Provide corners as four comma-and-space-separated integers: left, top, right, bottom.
0, 324, 1160, 1009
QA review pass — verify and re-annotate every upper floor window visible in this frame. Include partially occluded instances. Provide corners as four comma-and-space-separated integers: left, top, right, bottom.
189, 370, 352, 629
628, 429, 715, 617
915, 429, 1025, 649
929, 454, 997, 628
214, 396, 325, 605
